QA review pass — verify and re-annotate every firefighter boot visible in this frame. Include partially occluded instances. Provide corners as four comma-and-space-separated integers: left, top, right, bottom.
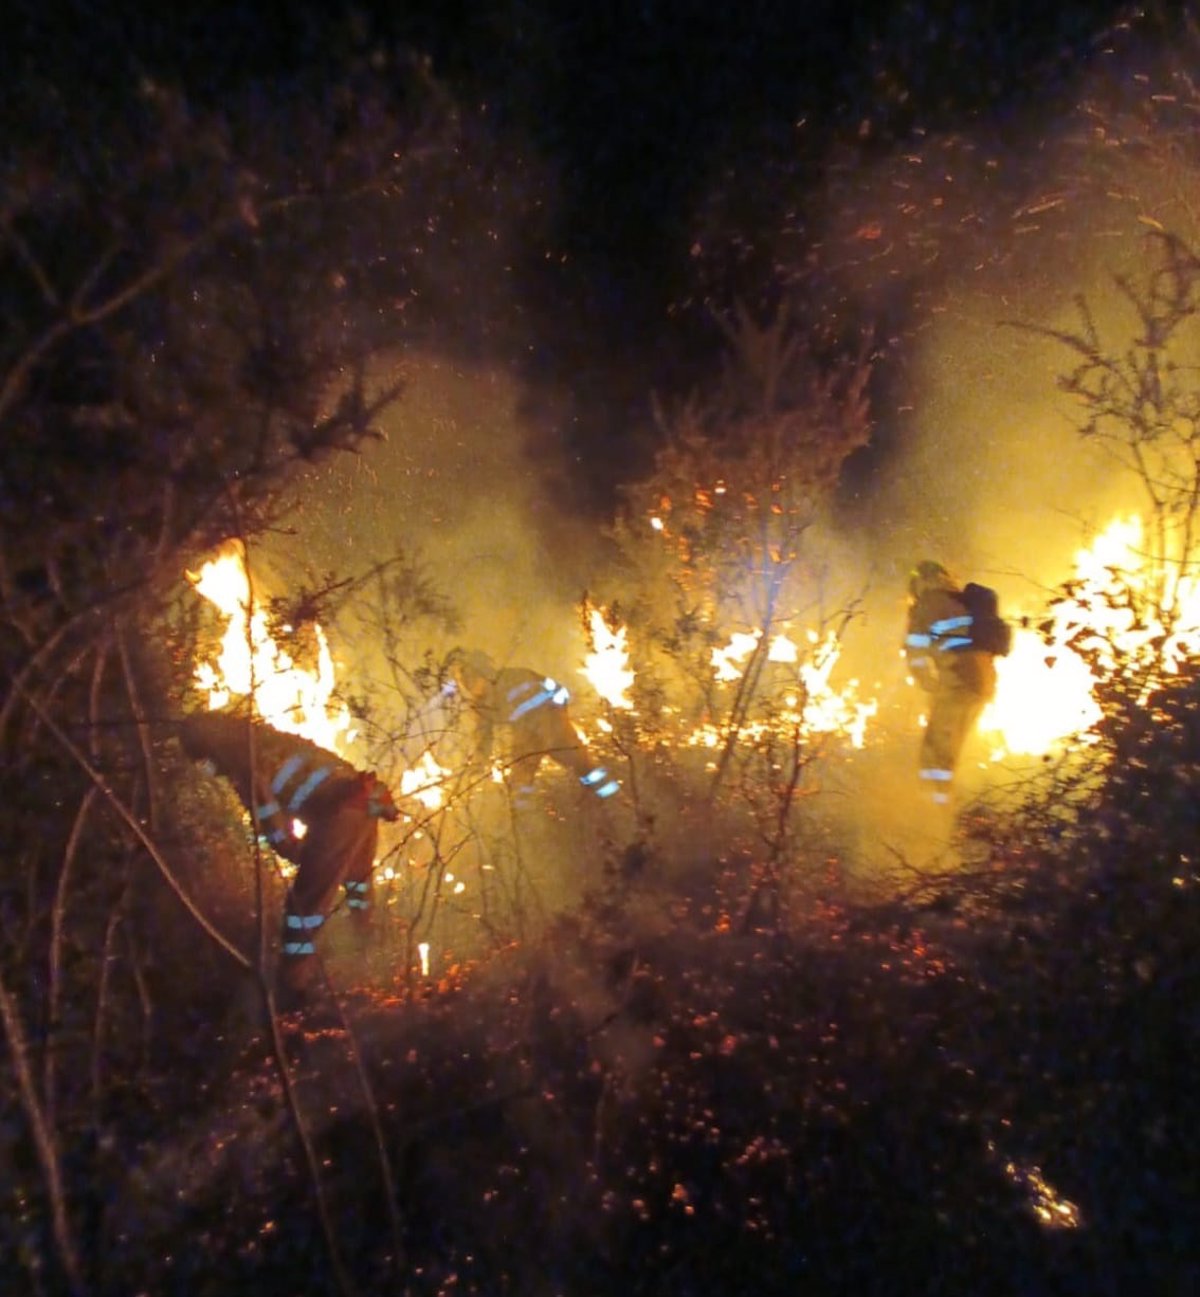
276, 909, 326, 1011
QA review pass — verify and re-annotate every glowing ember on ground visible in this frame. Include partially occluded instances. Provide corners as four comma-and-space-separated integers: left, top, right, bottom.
991, 1145, 1083, 1230
982, 514, 1200, 757
582, 606, 635, 709
188, 541, 353, 752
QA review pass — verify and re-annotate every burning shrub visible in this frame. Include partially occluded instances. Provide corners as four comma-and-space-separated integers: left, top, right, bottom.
591, 302, 876, 922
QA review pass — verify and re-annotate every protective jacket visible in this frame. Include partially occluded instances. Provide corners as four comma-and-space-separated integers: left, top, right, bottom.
179, 711, 398, 992
453, 661, 620, 809
905, 584, 998, 806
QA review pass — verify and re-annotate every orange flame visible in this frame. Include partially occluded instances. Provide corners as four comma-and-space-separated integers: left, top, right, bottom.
582, 606, 635, 709
706, 628, 877, 749
187, 541, 353, 752
982, 514, 1200, 757
398, 750, 450, 810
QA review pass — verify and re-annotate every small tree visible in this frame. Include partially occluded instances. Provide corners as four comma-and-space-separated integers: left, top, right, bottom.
1027, 232, 1200, 703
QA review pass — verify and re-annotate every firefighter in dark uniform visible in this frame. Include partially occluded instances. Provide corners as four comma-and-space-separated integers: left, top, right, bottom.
447, 649, 620, 810
180, 709, 399, 997
904, 560, 998, 808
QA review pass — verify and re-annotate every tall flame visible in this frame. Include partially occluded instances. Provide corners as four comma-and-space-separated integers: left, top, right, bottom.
188, 541, 353, 753
583, 606, 635, 709
982, 514, 1200, 757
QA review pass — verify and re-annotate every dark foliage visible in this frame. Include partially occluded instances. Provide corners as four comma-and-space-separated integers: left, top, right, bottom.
99, 802, 1198, 1296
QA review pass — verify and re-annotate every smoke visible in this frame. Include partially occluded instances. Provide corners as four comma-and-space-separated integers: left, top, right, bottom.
820, 41, 1200, 621
784, 27, 1200, 861
240, 22, 1200, 887
273, 352, 612, 709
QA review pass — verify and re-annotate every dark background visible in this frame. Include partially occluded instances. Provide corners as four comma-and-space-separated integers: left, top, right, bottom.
9, 0, 1146, 498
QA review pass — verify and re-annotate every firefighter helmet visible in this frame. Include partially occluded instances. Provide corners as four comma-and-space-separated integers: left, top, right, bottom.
908, 560, 952, 599
448, 648, 496, 692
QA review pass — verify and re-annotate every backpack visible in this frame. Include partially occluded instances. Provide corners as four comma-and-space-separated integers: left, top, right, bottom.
961, 582, 1013, 657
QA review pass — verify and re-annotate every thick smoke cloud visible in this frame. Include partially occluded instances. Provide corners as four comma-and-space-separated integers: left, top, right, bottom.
781, 35, 1200, 868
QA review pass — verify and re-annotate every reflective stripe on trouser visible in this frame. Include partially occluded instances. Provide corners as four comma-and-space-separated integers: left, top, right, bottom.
511, 782, 537, 810
580, 766, 620, 799
283, 911, 324, 956
344, 879, 369, 910
920, 673, 989, 805
919, 767, 954, 805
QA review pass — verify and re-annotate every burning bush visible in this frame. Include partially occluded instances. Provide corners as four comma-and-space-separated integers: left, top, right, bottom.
582, 302, 876, 924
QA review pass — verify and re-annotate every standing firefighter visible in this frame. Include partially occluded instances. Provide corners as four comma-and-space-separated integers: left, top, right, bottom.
179, 710, 399, 998
904, 560, 1011, 808
447, 649, 620, 810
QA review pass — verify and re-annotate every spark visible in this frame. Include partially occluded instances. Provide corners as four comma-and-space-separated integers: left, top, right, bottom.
994, 1147, 1083, 1230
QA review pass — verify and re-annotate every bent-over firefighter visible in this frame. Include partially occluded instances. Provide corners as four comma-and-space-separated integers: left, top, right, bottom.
179, 709, 399, 999
446, 649, 620, 811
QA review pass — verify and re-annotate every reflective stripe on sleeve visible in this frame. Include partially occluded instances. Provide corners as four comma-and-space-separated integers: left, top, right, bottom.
906, 632, 933, 648
344, 880, 369, 909
930, 615, 973, 635
289, 765, 332, 811
271, 755, 306, 794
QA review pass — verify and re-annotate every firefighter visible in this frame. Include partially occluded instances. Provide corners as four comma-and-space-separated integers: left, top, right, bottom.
904, 560, 999, 808
446, 649, 620, 810
179, 710, 400, 999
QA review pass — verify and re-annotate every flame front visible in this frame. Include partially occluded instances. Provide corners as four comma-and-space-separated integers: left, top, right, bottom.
706, 628, 877, 749
188, 541, 353, 752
